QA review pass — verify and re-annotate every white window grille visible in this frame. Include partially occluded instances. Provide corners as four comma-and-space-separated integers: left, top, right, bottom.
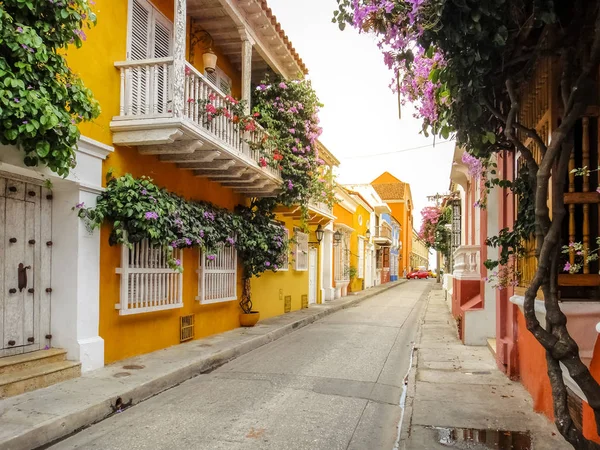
358, 238, 365, 279
197, 244, 237, 304
116, 239, 183, 315
278, 228, 290, 271
295, 231, 309, 271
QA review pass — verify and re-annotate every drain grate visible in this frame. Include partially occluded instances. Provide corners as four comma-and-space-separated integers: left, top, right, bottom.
123, 365, 145, 370
301, 294, 308, 309
284, 295, 292, 313
180, 314, 195, 342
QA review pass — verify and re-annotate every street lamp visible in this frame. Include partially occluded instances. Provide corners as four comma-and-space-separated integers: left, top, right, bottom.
365, 229, 371, 240
315, 224, 324, 244
333, 230, 342, 245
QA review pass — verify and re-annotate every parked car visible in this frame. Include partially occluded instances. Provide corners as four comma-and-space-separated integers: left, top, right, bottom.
407, 270, 430, 279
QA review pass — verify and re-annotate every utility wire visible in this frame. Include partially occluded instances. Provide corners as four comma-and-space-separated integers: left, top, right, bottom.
341, 139, 455, 160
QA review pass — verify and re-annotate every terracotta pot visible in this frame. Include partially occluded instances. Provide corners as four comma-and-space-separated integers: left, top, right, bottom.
239, 311, 260, 327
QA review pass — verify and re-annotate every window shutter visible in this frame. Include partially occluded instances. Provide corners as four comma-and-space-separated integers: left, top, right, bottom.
129, 0, 151, 60
205, 70, 218, 86
197, 244, 237, 304
295, 232, 309, 271
116, 238, 183, 315
152, 15, 172, 113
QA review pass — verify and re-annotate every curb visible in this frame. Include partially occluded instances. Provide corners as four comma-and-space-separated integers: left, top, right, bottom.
398, 285, 431, 449
5, 280, 407, 450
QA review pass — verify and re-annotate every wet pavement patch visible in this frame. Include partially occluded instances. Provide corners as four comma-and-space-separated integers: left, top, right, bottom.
432, 427, 532, 449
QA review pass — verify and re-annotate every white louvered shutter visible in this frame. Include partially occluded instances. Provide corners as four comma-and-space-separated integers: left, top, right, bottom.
295, 232, 309, 271
152, 15, 172, 113
128, 0, 152, 115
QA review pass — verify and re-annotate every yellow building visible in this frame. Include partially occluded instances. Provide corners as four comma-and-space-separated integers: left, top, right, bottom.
411, 230, 430, 272
20, 0, 335, 367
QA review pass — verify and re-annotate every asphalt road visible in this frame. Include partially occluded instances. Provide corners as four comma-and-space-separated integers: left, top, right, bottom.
49, 280, 431, 450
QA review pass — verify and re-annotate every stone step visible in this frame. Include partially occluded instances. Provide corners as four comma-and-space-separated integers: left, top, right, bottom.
0, 360, 81, 398
487, 338, 497, 357
0, 348, 67, 375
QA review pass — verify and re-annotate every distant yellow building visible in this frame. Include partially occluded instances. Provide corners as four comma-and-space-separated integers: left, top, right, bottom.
411, 230, 430, 271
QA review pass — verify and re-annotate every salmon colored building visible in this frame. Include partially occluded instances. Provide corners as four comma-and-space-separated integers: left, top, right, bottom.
443, 54, 600, 442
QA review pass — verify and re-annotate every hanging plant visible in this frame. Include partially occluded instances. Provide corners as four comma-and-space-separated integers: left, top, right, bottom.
77, 174, 287, 278
0, 0, 100, 176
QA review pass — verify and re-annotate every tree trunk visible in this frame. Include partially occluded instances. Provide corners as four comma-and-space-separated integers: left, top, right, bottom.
240, 274, 253, 314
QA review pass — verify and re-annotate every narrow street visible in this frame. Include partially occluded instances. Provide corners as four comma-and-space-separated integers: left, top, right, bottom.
48, 282, 430, 450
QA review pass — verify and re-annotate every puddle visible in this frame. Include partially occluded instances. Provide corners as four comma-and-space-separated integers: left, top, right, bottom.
433, 427, 532, 449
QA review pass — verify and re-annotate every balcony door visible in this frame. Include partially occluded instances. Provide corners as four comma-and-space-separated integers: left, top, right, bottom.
127, 0, 173, 115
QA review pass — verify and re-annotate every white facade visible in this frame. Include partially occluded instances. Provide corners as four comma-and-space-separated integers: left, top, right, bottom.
0, 137, 112, 371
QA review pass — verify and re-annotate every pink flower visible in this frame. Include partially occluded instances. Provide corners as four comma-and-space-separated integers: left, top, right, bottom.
288, 128, 296, 134
564, 262, 572, 272
279, 82, 288, 89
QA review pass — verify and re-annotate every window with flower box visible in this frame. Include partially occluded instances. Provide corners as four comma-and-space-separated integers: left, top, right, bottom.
197, 244, 237, 304
295, 231, 309, 271
116, 239, 183, 315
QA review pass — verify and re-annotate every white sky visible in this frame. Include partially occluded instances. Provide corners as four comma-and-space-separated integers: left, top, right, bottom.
267, 0, 454, 267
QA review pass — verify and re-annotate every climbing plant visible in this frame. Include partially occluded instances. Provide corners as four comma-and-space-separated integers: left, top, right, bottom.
77, 174, 288, 290
0, 0, 100, 176
252, 76, 336, 222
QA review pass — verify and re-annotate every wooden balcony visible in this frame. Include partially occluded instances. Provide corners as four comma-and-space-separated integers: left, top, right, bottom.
110, 59, 281, 196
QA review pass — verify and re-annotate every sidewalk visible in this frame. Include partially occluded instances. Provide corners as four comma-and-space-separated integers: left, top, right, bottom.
0, 280, 404, 450
399, 286, 571, 450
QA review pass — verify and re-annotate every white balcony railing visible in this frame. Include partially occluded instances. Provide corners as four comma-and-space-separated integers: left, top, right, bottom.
309, 200, 333, 216
375, 224, 392, 241
115, 58, 280, 178
453, 245, 480, 279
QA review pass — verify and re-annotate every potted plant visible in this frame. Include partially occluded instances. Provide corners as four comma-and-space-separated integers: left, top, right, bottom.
346, 266, 358, 292
234, 201, 288, 327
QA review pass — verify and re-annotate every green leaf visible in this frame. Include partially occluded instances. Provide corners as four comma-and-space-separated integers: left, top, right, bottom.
36, 141, 50, 157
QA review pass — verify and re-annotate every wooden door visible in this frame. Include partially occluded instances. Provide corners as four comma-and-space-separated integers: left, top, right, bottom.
0, 177, 51, 357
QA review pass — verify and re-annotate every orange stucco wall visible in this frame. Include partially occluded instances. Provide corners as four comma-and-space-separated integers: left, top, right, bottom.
371, 172, 413, 274
99, 149, 245, 364
516, 309, 555, 420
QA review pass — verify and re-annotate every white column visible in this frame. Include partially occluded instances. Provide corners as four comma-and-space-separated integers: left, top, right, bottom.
321, 230, 334, 301
241, 37, 254, 114
172, 0, 187, 118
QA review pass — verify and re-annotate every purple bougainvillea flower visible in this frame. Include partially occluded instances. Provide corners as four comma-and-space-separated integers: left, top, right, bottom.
207, 255, 216, 261
144, 211, 159, 220
265, 261, 271, 267
199, 230, 205, 238
564, 262, 572, 272
16, 26, 23, 33
174, 259, 181, 266
75, 202, 85, 209
278, 82, 288, 89
226, 237, 235, 245
141, 189, 148, 195
287, 180, 294, 190
184, 238, 192, 246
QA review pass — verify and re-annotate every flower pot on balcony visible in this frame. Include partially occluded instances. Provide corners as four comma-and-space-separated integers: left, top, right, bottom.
239, 311, 260, 327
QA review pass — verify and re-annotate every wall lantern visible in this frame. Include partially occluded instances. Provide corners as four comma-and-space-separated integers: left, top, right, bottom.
333, 230, 342, 245
190, 23, 218, 74
315, 224, 324, 244
365, 229, 371, 240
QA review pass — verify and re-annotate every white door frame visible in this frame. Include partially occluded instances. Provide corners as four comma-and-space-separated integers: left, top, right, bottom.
308, 247, 318, 305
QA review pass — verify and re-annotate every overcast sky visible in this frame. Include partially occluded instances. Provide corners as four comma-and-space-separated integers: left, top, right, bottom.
268, 0, 455, 239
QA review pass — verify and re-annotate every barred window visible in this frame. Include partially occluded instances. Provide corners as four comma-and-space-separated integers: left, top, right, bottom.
197, 244, 237, 304
116, 239, 183, 315
295, 231, 309, 271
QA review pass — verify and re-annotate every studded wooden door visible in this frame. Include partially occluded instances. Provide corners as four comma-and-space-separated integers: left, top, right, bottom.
0, 177, 52, 357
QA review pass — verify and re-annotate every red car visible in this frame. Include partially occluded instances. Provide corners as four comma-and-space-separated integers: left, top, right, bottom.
407, 270, 430, 279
